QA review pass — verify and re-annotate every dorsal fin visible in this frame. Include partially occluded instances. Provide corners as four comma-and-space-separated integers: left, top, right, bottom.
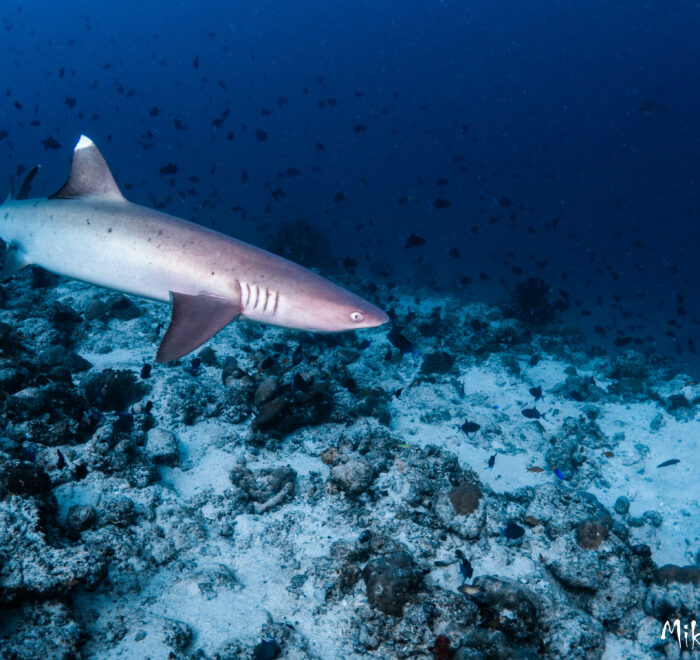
50, 135, 125, 201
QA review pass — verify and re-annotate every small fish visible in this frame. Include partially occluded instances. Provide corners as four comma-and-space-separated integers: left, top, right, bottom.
521, 407, 545, 420
388, 328, 414, 354
527, 466, 545, 473
603, 451, 614, 458
503, 520, 525, 540
41, 136, 61, 150
404, 233, 426, 248
433, 198, 452, 209
159, 162, 179, 176
393, 387, 404, 398
460, 420, 481, 435
657, 458, 680, 468
74, 464, 88, 481
291, 344, 303, 366
529, 386, 542, 401
456, 549, 473, 582
529, 354, 541, 367
487, 454, 496, 469
253, 637, 281, 660
524, 515, 541, 527
554, 467, 565, 480
458, 584, 481, 596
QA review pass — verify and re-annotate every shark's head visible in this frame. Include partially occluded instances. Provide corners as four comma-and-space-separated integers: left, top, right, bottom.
253, 270, 389, 334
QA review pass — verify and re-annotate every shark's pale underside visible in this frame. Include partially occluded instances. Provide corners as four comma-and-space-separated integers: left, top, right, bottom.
0, 136, 388, 362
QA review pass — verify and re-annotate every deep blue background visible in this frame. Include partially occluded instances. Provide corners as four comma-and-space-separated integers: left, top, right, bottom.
2, 1, 699, 373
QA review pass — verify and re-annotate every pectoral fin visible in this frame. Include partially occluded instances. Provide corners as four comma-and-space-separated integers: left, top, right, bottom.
156, 291, 242, 363
0, 243, 29, 282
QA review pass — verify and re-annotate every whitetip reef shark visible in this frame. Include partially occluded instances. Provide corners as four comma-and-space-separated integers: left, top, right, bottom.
0, 135, 388, 362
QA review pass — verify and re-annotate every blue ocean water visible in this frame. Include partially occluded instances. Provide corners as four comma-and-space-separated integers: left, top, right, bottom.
1, 3, 700, 659
2, 0, 698, 373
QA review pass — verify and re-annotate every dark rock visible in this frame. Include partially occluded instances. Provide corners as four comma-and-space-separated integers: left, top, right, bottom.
420, 351, 456, 375
0, 496, 107, 603
331, 458, 374, 496
0, 460, 51, 498
362, 550, 422, 616
106, 294, 141, 320
254, 376, 279, 406
145, 428, 179, 466
84, 369, 147, 412
575, 519, 610, 550
38, 345, 92, 372
653, 564, 700, 586
254, 395, 288, 429
614, 496, 630, 515
0, 601, 83, 659
100, 497, 136, 527
65, 504, 97, 532
448, 482, 483, 515
84, 296, 110, 321
469, 576, 541, 642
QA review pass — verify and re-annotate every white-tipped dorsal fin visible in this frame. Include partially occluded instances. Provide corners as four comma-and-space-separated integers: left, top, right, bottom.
50, 135, 125, 201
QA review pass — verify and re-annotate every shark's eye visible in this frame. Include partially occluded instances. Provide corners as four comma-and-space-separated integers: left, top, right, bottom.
350, 311, 364, 322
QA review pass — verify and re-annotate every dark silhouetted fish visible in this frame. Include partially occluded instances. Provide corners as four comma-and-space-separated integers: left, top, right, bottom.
405, 233, 426, 248
460, 420, 481, 435
387, 328, 414, 354
521, 407, 545, 419
657, 459, 680, 468
159, 163, 179, 176
42, 136, 61, 150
